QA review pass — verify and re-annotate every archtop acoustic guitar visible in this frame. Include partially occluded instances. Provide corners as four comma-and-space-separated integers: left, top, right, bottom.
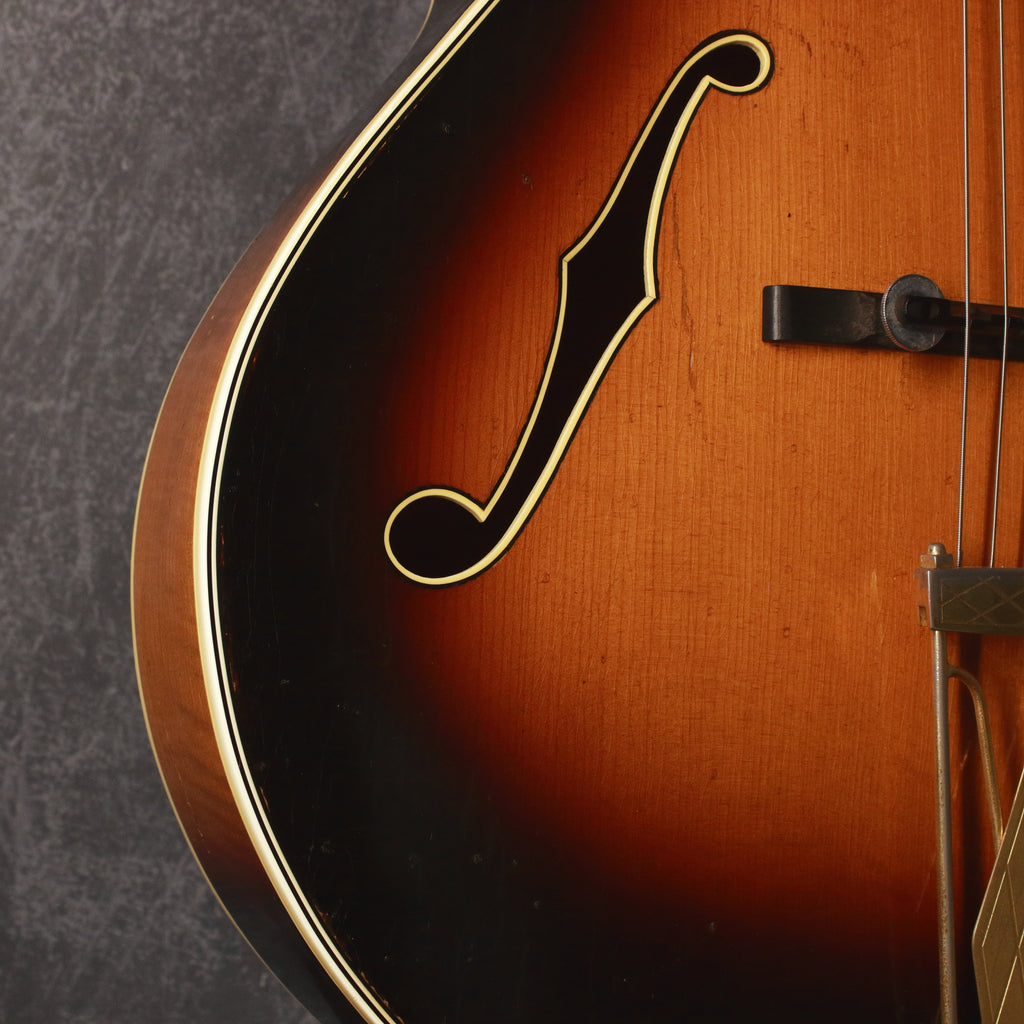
132, 1, 1024, 1021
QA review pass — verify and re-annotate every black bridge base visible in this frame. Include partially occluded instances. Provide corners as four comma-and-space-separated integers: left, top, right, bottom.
763, 278, 1024, 361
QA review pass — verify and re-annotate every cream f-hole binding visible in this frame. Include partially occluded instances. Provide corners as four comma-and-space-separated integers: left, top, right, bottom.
383, 32, 772, 586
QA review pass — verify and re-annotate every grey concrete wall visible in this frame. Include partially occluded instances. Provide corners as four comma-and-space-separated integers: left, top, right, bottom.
1, 2, 426, 1020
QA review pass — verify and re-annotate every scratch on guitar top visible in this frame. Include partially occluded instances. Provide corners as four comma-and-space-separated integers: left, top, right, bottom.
669, 192, 696, 398
670, 192, 683, 269
869, 568, 885, 647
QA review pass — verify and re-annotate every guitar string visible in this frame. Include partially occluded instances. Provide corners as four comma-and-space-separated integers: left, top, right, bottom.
956, 0, 972, 568
987, 0, 1010, 568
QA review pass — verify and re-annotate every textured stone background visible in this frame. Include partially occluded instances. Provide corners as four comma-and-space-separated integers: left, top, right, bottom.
1, 1, 425, 1021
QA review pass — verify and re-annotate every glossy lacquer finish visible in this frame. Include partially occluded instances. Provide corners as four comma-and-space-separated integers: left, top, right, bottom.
133, 1, 1024, 1022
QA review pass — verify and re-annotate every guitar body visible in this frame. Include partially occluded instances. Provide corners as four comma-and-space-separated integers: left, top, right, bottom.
132, 1, 1024, 1021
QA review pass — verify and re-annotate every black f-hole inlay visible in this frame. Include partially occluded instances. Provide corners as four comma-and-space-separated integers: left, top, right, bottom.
385, 32, 773, 585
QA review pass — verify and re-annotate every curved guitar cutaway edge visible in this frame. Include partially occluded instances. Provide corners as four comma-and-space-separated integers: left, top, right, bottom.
382, 31, 773, 587
131, 3, 498, 1023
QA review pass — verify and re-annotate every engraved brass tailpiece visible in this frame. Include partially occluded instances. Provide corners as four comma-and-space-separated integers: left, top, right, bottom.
918, 543, 1024, 1024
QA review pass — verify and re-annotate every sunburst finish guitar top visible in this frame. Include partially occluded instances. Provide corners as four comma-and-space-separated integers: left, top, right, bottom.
132, 1, 1024, 1021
